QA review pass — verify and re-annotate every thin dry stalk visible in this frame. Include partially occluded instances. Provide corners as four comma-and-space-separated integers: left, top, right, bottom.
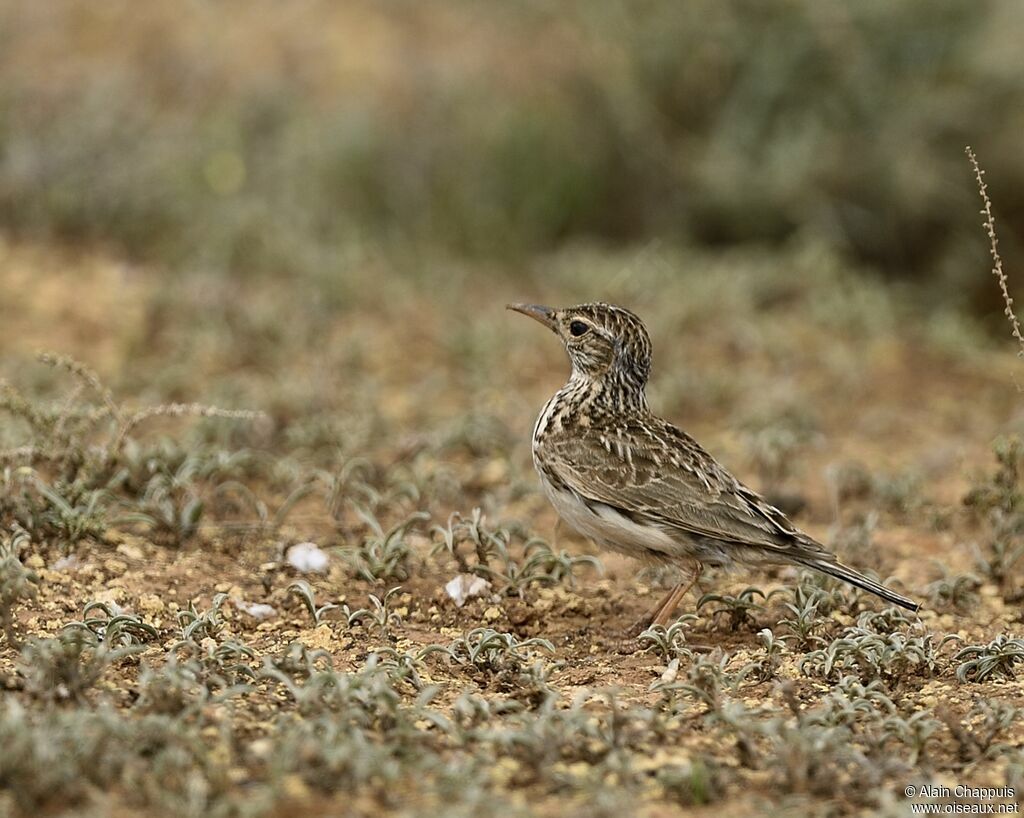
966, 146, 1024, 357
0, 446, 37, 464
38, 352, 123, 420
111, 403, 266, 455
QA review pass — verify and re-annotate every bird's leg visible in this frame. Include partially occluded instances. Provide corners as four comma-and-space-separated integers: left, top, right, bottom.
624, 564, 704, 637
651, 564, 703, 627
623, 587, 675, 638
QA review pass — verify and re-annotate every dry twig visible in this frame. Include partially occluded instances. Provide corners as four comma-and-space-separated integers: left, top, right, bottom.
966, 146, 1024, 357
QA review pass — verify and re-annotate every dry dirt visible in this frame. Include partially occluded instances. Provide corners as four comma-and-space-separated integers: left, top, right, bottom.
2, 239, 1024, 817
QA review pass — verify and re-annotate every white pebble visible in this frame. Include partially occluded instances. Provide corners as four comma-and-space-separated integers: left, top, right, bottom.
286, 541, 330, 573
445, 574, 492, 608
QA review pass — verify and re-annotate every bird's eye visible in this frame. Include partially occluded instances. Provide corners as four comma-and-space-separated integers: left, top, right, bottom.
569, 320, 589, 337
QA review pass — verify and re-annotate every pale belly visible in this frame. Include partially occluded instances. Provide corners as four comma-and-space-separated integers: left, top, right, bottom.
538, 471, 703, 565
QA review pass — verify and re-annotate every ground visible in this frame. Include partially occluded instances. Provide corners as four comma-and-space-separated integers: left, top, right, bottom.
2, 236, 1024, 817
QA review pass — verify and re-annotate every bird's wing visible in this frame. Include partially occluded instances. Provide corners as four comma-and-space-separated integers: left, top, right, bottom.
543, 418, 828, 559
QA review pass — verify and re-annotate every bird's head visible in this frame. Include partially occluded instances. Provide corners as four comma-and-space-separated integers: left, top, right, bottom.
507, 302, 652, 387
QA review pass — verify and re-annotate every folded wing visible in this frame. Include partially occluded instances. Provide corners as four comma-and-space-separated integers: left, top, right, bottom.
543, 417, 830, 562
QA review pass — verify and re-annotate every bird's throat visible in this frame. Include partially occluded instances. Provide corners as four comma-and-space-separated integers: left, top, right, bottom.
533, 374, 648, 446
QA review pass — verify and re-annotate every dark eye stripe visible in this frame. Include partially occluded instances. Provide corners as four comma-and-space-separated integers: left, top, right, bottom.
569, 320, 589, 337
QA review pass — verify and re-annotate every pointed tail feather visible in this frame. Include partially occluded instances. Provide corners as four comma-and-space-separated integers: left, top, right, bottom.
797, 558, 919, 612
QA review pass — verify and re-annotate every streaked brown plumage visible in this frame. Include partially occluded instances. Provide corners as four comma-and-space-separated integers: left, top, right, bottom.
508, 301, 918, 628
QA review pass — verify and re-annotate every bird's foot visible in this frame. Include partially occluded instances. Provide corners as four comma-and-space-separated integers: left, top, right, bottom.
612, 635, 643, 654
624, 615, 653, 639
602, 617, 655, 654
609, 633, 714, 655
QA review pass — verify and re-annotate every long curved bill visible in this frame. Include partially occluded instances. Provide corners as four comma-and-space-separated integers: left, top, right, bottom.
506, 303, 557, 332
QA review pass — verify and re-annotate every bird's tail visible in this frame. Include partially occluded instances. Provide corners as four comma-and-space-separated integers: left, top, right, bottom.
796, 557, 919, 612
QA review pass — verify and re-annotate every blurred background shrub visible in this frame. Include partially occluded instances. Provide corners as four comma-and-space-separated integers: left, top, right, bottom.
0, 0, 1021, 304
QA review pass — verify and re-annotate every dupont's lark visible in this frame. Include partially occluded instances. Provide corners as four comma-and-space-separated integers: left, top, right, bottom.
509, 302, 918, 629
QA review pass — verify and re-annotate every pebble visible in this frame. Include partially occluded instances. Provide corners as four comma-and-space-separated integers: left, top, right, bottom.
286, 542, 330, 573
138, 594, 165, 615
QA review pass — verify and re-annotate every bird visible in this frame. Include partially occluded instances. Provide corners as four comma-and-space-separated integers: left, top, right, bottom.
507, 301, 919, 631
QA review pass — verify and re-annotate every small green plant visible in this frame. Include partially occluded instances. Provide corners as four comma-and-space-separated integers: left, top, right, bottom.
964, 436, 1024, 519
18, 628, 137, 703
344, 586, 405, 641
371, 646, 432, 691
764, 719, 861, 798
287, 579, 340, 625
257, 655, 412, 723
6, 472, 110, 550
973, 537, 1024, 600
339, 508, 429, 582
212, 473, 314, 536
696, 587, 767, 632
135, 654, 251, 715
854, 606, 918, 634
483, 538, 601, 596
883, 710, 941, 765
745, 628, 786, 682
800, 624, 953, 685
955, 635, 1024, 682
175, 593, 229, 643
638, 615, 699, 662
741, 406, 820, 490
0, 528, 37, 649
174, 638, 258, 689
792, 572, 858, 614
778, 595, 827, 650
431, 509, 509, 573
447, 627, 554, 676
940, 699, 1020, 763
114, 462, 206, 547
64, 601, 159, 647
319, 458, 376, 521
924, 570, 982, 611
431, 509, 599, 595
0, 354, 262, 550
828, 511, 878, 561
806, 676, 896, 729
262, 641, 335, 683
964, 436, 1024, 599
654, 651, 738, 717
655, 759, 720, 807
869, 470, 924, 517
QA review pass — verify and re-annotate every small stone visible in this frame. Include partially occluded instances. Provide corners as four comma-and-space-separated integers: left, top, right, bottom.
234, 599, 277, 620
483, 606, 502, 621
286, 542, 330, 574
52, 555, 79, 571
138, 594, 165, 615
302, 623, 336, 651
281, 774, 310, 801
480, 458, 507, 486
445, 574, 492, 607
115, 542, 145, 560
25, 554, 44, 569
248, 738, 274, 760
96, 588, 126, 605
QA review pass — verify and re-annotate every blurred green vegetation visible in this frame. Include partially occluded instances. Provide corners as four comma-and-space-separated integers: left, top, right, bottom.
0, 1, 1021, 299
